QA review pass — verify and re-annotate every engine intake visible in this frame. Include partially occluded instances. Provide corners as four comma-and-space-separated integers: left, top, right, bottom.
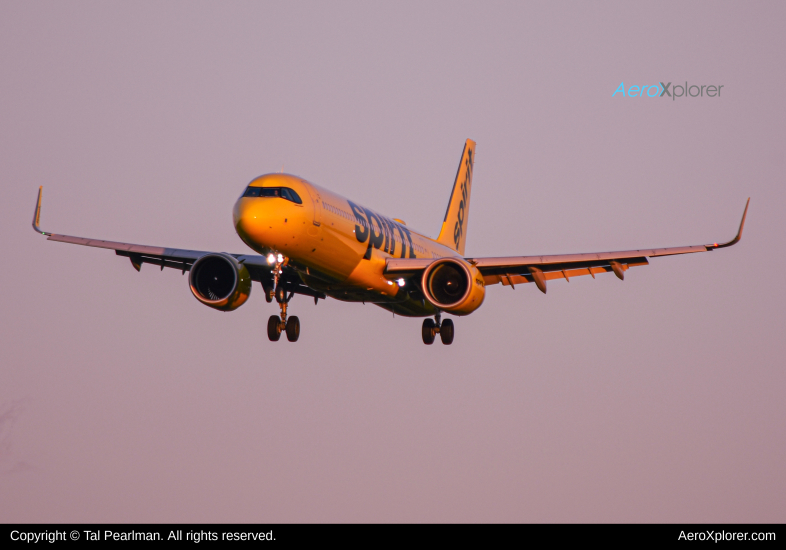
421, 258, 485, 315
189, 253, 251, 311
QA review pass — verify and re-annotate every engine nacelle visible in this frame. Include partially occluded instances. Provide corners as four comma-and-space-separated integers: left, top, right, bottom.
189, 253, 252, 311
421, 258, 485, 316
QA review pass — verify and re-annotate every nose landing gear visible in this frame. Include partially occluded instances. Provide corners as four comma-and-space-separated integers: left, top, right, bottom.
422, 311, 454, 345
266, 252, 300, 343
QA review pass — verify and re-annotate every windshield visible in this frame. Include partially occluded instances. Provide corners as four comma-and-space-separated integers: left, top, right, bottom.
242, 186, 303, 204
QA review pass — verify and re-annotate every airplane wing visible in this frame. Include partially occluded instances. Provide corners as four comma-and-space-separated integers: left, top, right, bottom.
386, 199, 749, 293
32, 187, 325, 299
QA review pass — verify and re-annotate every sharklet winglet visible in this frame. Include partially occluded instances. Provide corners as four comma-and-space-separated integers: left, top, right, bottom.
706, 198, 749, 250
32, 186, 50, 236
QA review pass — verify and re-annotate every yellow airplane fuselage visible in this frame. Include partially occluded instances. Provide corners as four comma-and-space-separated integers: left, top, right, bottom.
232, 174, 466, 316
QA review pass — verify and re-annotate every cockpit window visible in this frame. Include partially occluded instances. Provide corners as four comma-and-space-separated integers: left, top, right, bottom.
280, 188, 303, 204
242, 186, 302, 204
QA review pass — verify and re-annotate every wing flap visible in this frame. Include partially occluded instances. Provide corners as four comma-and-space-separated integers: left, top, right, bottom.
467, 247, 706, 271
484, 259, 650, 287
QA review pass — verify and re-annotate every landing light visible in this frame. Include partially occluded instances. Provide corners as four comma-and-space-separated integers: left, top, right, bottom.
267, 253, 276, 264
277, 253, 284, 263
397, 278, 406, 287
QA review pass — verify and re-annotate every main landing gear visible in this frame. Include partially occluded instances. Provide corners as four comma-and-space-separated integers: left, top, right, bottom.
422, 311, 454, 345
266, 253, 300, 343
267, 306, 299, 342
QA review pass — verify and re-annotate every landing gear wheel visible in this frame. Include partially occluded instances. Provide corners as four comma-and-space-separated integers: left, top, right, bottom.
285, 316, 300, 342
267, 315, 282, 342
422, 319, 436, 345
440, 319, 454, 345
275, 285, 287, 304
264, 285, 273, 303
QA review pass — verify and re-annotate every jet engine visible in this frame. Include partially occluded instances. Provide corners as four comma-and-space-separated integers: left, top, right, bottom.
189, 253, 252, 311
421, 258, 485, 315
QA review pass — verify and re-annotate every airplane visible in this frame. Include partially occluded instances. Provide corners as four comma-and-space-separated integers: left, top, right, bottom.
32, 139, 749, 345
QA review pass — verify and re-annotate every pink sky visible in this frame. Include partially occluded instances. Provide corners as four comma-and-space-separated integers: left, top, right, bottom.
1, 1, 784, 522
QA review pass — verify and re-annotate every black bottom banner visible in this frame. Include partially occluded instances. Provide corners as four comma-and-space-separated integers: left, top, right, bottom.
1, 524, 781, 545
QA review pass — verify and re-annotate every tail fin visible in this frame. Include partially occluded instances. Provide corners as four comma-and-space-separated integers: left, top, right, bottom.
436, 139, 475, 255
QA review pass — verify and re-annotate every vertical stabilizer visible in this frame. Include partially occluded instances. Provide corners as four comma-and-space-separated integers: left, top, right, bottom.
436, 139, 475, 255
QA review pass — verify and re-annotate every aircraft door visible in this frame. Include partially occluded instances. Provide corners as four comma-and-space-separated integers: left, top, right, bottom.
304, 184, 322, 226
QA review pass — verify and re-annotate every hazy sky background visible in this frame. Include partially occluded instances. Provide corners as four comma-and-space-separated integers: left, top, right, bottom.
1, 1, 784, 522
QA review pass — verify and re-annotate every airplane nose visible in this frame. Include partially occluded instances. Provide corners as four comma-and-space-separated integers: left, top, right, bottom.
233, 196, 288, 253
233, 188, 308, 255
232, 198, 245, 229
233, 197, 260, 243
